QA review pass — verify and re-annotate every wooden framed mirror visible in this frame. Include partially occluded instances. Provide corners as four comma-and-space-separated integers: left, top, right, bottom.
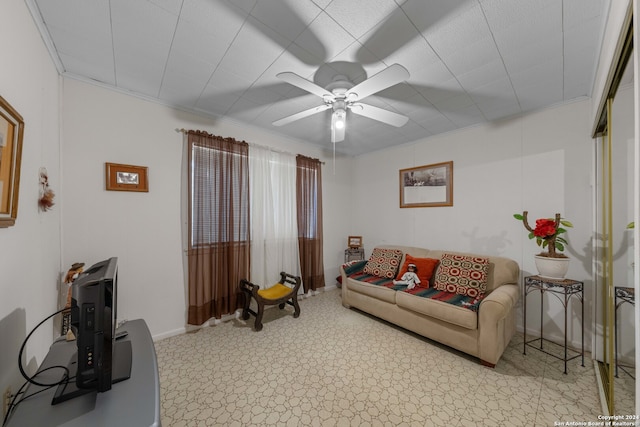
0, 95, 24, 228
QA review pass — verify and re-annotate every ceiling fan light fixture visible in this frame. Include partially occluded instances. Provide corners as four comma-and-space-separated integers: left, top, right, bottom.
331, 108, 347, 129
331, 108, 346, 143
333, 108, 346, 130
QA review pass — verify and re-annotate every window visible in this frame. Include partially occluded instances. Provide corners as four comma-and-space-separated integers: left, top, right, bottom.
189, 141, 249, 247
297, 164, 318, 238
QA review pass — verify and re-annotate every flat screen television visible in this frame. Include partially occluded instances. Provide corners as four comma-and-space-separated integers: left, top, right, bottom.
53, 257, 132, 405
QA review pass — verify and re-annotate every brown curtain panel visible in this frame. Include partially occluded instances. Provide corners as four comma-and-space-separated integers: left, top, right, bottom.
187, 130, 250, 325
296, 155, 325, 292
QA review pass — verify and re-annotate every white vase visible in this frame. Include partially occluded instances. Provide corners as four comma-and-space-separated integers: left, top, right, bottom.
534, 255, 570, 279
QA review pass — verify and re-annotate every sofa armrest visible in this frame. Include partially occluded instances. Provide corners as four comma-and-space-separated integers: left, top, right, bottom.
479, 284, 519, 323
340, 260, 367, 308
477, 284, 520, 366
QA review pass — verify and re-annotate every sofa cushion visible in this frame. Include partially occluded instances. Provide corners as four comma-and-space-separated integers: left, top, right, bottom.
345, 277, 398, 304
396, 291, 478, 329
395, 255, 439, 286
363, 248, 403, 279
433, 253, 489, 298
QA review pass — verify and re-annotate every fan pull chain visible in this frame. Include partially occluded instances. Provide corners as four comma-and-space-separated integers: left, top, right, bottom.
333, 142, 336, 175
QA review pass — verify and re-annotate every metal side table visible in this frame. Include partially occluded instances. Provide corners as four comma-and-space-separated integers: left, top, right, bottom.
523, 275, 584, 374
344, 247, 365, 263
615, 286, 635, 378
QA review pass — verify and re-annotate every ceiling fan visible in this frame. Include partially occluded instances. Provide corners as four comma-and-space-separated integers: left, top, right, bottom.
272, 64, 410, 143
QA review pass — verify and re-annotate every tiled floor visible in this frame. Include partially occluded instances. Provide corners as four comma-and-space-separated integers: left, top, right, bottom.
155, 288, 604, 426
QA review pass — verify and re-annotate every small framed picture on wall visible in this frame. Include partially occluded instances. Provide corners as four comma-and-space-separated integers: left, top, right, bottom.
105, 162, 149, 192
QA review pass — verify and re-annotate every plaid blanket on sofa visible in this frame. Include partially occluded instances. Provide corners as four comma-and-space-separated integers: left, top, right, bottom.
342, 260, 484, 312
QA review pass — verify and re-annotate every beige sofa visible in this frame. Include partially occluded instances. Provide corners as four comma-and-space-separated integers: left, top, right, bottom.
340, 245, 520, 367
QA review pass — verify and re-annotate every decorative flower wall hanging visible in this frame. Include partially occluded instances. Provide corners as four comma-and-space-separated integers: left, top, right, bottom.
38, 167, 55, 211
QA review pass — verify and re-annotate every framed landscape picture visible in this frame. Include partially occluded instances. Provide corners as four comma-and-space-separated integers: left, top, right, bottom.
399, 161, 453, 208
105, 163, 149, 192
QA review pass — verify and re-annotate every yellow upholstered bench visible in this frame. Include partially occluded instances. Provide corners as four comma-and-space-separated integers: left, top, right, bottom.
239, 272, 302, 331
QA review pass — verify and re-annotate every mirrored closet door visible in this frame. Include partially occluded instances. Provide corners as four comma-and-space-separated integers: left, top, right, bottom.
593, 16, 635, 414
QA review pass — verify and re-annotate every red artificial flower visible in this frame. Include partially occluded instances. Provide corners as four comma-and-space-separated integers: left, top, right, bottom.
534, 219, 556, 238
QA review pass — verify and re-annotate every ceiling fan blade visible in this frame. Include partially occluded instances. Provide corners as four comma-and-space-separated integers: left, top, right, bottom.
349, 103, 409, 127
272, 104, 331, 126
346, 64, 409, 101
276, 72, 334, 99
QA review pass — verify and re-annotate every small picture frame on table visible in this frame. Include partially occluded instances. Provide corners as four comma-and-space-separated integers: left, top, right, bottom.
348, 236, 362, 248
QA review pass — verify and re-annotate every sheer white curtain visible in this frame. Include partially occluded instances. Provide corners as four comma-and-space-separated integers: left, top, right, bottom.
249, 145, 301, 287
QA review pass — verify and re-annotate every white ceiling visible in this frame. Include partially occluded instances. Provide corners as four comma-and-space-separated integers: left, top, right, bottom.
28, 0, 610, 155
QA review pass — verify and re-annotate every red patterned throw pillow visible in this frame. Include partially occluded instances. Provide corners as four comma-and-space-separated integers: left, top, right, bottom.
363, 248, 403, 279
433, 253, 489, 298
395, 255, 440, 287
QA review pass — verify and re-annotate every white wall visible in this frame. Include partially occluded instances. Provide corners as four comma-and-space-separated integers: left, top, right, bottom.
350, 98, 594, 348
60, 78, 353, 339
60, 78, 596, 347
0, 0, 62, 396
